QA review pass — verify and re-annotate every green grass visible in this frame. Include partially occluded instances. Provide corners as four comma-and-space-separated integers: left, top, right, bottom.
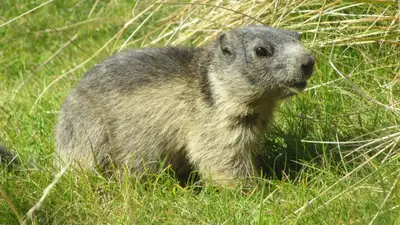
1, 0, 399, 224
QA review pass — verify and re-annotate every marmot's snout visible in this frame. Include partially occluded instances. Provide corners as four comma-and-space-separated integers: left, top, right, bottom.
301, 54, 315, 78
286, 50, 315, 94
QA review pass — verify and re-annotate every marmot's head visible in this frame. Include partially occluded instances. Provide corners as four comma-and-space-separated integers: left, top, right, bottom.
212, 24, 314, 99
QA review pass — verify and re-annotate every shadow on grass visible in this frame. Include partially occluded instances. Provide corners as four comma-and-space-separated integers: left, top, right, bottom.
258, 125, 361, 181
258, 132, 321, 180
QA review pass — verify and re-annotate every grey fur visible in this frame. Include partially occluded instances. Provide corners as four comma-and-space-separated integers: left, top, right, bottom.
54, 25, 314, 186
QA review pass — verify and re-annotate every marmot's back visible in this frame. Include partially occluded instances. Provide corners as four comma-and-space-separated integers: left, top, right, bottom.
78, 47, 202, 94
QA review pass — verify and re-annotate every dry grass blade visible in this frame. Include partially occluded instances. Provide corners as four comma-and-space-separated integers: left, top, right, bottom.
29, 4, 158, 114
0, 187, 26, 225
329, 60, 399, 115
11, 34, 78, 100
36, 34, 79, 72
137, 0, 400, 48
293, 167, 399, 222
119, 11, 157, 51
368, 171, 400, 225
291, 141, 397, 217
24, 164, 70, 222
141, 1, 265, 24
349, 205, 400, 224
0, 0, 55, 29
35, 18, 107, 34
88, 0, 100, 19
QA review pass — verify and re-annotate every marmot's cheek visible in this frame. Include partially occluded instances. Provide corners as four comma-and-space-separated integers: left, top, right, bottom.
244, 73, 259, 86
273, 63, 285, 71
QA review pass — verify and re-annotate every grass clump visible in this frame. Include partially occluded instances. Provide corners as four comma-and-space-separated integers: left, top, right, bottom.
1, 0, 399, 224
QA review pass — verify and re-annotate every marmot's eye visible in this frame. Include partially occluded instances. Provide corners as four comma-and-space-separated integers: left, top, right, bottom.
255, 46, 273, 57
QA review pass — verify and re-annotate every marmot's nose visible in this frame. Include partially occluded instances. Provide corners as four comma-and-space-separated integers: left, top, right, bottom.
301, 55, 315, 77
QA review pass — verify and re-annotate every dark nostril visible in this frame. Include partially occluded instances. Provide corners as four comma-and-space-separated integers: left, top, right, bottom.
301, 55, 315, 77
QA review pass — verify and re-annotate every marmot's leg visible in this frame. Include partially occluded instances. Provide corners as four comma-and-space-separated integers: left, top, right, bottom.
187, 138, 260, 187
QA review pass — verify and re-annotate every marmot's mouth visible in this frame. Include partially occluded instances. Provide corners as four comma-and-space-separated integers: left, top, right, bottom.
281, 81, 308, 98
292, 81, 307, 90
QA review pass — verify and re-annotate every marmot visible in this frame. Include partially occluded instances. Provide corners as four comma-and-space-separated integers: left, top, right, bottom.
54, 24, 315, 186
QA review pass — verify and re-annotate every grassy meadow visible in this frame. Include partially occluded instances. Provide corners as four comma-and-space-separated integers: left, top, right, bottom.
1, 0, 399, 224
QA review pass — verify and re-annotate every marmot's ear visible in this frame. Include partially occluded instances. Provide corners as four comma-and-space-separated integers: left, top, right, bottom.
284, 30, 301, 40
218, 33, 233, 56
